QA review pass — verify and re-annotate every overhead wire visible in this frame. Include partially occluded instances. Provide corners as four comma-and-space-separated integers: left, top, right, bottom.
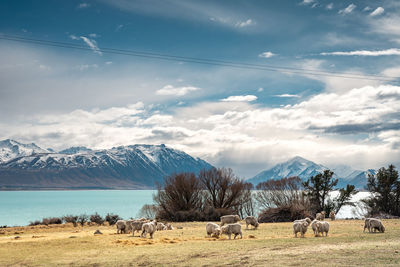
0, 34, 398, 82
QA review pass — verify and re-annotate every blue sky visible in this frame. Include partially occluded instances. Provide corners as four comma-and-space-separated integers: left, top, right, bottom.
1, 0, 400, 177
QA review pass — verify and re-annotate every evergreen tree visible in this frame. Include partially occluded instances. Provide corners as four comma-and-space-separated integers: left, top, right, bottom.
364, 164, 400, 216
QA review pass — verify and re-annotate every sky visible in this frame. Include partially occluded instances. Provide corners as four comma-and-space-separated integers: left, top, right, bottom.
0, 0, 400, 178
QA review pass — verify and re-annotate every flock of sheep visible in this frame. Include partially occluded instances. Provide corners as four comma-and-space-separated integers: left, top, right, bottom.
292, 211, 386, 238
114, 212, 386, 240
115, 218, 174, 239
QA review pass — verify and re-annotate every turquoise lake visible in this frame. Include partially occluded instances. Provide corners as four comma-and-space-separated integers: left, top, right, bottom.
0, 190, 155, 226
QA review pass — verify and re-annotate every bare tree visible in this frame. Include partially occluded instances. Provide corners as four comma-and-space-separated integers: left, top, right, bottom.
255, 176, 304, 210
199, 167, 253, 214
137, 204, 159, 219
154, 172, 204, 221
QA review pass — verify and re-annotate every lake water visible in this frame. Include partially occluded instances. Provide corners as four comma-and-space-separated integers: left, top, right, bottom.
0, 190, 156, 226
0, 190, 371, 226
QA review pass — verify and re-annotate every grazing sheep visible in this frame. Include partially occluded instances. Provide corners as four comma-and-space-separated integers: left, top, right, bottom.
221, 223, 242, 240
363, 218, 372, 232
311, 219, 318, 235
245, 216, 259, 230
369, 218, 385, 233
293, 221, 308, 238
316, 211, 326, 221
116, 220, 127, 234
165, 223, 174, 230
156, 222, 166, 231
315, 221, 330, 237
329, 211, 336, 221
141, 220, 157, 239
128, 220, 147, 236
294, 218, 312, 226
206, 222, 222, 238
125, 219, 135, 233
220, 215, 241, 226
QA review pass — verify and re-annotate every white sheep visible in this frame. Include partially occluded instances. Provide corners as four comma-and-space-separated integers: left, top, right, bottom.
315, 221, 330, 237
156, 222, 166, 231
206, 222, 222, 238
165, 223, 174, 230
311, 219, 318, 235
363, 218, 372, 232
329, 211, 336, 221
128, 220, 147, 236
221, 223, 242, 240
116, 220, 127, 234
141, 220, 157, 239
293, 221, 308, 238
220, 215, 241, 226
245, 216, 259, 230
316, 211, 326, 221
369, 218, 385, 233
294, 218, 312, 226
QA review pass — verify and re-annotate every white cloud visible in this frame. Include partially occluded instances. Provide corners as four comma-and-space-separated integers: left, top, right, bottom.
88, 33, 100, 38
77, 3, 90, 9
79, 36, 102, 55
326, 3, 334, 10
69, 35, 102, 55
4, 85, 399, 177
275, 94, 300, 98
259, 51, 276, 58
220, 95, 257, 102
363, 6, 372, 12
339, 4, 356, 14
156, 85, 200, 96
370, 7, 385, 17
300, 0, 315, 5
257, 87, 264, 92
235, 19, 255, 28
321, 48, 400, 56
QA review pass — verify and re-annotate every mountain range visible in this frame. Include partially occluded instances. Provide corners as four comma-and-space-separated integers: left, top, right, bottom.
247, 156, 376, 189
0, 139, 212, 190
0, 139, 378, 190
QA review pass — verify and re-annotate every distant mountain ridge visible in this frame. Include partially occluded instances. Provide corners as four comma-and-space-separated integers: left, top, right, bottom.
0, 140, 212, 190
248, 156, 376, 189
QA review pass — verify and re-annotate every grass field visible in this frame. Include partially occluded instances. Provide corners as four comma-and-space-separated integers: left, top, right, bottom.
1, 219, 400, 266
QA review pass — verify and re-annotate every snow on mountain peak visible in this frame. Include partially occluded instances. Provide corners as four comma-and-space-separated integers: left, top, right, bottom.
0, 139, 49, 163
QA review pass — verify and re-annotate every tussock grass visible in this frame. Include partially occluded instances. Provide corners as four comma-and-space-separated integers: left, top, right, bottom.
0, 220, 400, 266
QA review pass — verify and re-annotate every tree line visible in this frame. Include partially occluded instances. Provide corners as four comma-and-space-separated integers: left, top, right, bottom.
151, 164, 399, 222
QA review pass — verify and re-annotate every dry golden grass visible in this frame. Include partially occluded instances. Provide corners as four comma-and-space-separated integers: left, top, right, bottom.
1, 219, 400, 266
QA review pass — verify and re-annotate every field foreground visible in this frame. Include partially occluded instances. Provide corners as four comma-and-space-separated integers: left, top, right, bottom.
1, 219, 400, 266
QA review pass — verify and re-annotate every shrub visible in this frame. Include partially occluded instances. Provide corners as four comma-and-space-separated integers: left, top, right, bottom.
41, 217, 63, 225
90, 213, 104, 225
105, 213, 121, 226
63, 215, 78, 227
78, 214, 89, 226
29, 220, 42, 226
258, 203, 312, 223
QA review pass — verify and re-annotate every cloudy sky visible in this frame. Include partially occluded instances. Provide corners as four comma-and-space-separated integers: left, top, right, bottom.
1, 0, 400, 177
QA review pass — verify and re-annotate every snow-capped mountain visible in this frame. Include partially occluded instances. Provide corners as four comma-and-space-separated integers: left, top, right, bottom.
0, 140, 212, 190
248, 156, 375, 189
0, 139, 50, 163
248, 156, 329, 186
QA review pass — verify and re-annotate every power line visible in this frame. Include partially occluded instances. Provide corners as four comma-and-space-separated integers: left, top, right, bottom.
0, 34, 398, 82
